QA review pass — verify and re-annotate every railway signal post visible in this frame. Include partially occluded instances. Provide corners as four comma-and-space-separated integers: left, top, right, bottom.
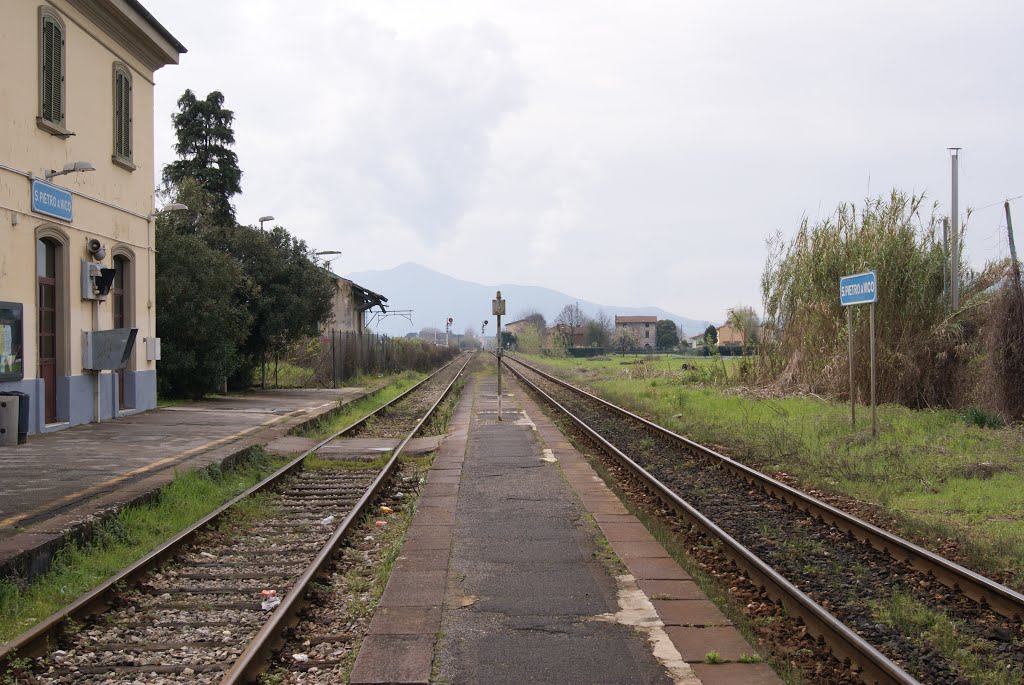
840, 271, 878, 437
493, 291, 505, 420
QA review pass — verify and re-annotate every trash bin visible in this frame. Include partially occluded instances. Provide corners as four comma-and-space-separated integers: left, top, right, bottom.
0, 391, 29, 444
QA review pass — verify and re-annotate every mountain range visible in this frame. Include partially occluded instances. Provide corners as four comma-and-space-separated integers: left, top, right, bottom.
344, 262, 712, 339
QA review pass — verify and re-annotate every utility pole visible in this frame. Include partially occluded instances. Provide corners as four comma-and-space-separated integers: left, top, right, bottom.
1006, 201, 1019, 266
950, 148, 961, 310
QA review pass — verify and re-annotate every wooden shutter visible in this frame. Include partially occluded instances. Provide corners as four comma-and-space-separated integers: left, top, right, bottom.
40, 16, 64, 125
113, 68, 132, 159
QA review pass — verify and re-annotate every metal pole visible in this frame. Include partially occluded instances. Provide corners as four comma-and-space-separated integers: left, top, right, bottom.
497, 312, 502, 421
869, 302, 877, 438
848, 306, 855, 429
950, 148, 960, 310
1006, 201, 1019, 266
331, 328, 337, 389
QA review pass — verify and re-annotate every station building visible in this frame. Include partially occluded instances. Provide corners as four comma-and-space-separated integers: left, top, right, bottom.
0, 1, 185, 433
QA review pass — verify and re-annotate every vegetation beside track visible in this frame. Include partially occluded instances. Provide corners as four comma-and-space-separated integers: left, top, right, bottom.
0, 447, 288, 644
516, 353, 1024, 589
301, 370, 425, 440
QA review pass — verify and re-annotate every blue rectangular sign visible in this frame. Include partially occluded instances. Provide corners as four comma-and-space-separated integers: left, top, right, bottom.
31, 179, 73, 221
839, 271, 878, 306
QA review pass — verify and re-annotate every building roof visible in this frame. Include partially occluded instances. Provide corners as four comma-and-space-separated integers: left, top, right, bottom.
126, 0, 188, 54
327, 270, 389, 313
615, 315, 657, 323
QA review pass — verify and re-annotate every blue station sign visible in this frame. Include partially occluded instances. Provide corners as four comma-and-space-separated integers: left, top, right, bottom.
31, 179, 73, 221
839, 271, 878, 306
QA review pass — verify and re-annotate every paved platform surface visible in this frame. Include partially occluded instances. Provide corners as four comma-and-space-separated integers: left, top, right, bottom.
353, 369, 783, 684
0, 387, 365, 578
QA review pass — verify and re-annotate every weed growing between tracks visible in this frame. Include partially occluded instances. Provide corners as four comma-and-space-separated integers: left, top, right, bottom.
521, 354, 1024, 590
870, 591, 1024, 684
0, 447, 289, 644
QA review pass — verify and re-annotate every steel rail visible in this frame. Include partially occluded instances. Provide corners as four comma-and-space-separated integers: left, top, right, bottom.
503, 355, 916, 685
0, 353, 468, 672
505, 355, 1024, 621
220, 353, 471, 683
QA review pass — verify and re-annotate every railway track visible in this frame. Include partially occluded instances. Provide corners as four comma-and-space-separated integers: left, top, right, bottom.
0, 354, 470, 685
503, 354, 1024, 685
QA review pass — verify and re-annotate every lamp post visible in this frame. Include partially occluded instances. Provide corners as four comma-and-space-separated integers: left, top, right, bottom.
259, 215, 274, 231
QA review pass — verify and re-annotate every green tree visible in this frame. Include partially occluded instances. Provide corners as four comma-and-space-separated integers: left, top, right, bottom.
656, 319, 679, 350
201, 224, 335, 387
703, 324, 718, 345
162, 90, 242, 225
584, 309, 613, 348
155, 226, 251, 398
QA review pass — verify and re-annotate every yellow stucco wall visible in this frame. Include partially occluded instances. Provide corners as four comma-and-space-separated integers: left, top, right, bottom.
0, 0, 167, 382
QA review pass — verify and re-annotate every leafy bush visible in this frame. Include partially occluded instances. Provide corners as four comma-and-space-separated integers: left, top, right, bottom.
963, 406, 1004, 429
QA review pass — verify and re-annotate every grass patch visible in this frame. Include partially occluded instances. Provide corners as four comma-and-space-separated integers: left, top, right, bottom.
520, 353, 1024, 589
302, 371, 424, 440
871, 591, 1024, 684
0, 448, 288, 643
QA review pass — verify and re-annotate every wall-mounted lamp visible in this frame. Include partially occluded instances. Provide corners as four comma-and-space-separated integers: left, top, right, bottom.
45, 161, 96, 181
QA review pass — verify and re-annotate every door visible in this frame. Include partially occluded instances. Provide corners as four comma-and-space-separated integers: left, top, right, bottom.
37, 239, 58, 423
112, 256, 126, 409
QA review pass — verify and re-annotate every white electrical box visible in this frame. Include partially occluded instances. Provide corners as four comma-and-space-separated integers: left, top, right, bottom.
146, 337, 161, 361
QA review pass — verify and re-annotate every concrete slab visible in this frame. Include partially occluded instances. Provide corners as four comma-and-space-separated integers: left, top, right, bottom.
367, 606, 442, 635
653, 599, 733, 626
638, 579, 709, 601
691, 662, 784, 684
666, 626, 759, 663
349, 634, 434, 685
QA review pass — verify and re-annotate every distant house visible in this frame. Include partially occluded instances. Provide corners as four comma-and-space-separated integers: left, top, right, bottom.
689, 333, 708, 349
328, 273, 388, 334
716, 321, 745, 346
504, 319, 531, 337
615, 315, 657, 349
551, 323, 586, 348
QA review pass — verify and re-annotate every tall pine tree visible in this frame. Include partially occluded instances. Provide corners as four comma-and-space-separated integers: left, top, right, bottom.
162, 90, 242, 225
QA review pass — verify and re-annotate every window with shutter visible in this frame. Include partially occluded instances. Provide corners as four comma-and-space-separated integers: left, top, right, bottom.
113, 66, 132, 160
40, 11, 65, 126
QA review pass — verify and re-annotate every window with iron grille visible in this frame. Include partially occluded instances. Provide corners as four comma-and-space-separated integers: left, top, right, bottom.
40, 9, 66, 126
113, 64, 132, 161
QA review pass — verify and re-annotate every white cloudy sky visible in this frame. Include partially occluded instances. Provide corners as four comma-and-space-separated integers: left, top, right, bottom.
143, 0, 1024, 322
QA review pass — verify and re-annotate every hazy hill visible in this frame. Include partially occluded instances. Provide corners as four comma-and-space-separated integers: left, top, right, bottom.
345, 262, 712, 339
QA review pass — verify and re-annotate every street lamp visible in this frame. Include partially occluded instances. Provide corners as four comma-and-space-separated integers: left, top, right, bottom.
45, 161, 96, 181
259, 215, 275, 230
315, 250, 342, 269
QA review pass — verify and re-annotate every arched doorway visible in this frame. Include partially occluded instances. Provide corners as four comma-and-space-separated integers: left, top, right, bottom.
37, 237, 61, 423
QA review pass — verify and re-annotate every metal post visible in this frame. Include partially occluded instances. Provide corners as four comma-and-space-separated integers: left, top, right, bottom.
950, 148, 960, 310
1006, 201, 1019, 266
848, 306, 855, 429
869, 302, 877, 438
497, 312, 502, 421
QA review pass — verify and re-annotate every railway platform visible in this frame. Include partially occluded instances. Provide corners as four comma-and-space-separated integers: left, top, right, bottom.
0, 387, 366, 580
352, 371, 781, 685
